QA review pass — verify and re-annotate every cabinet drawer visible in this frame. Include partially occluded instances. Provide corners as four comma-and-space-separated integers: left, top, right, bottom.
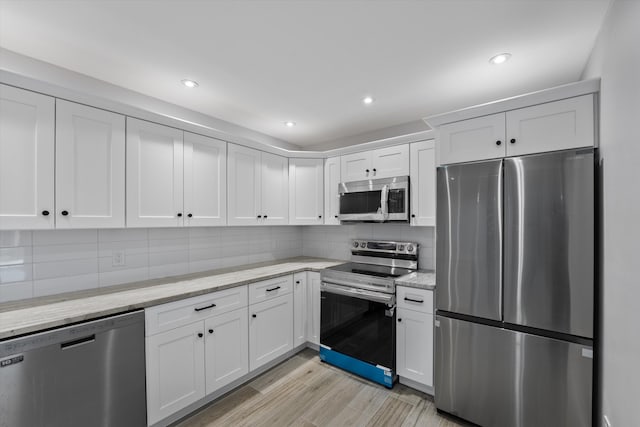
146, 285, 248, 336
397, 286, 433, 314
249, 275, 293, 305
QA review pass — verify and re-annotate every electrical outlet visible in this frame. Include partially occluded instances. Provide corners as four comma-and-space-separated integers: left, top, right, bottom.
112, 250, 126, 267
603, 415, 612, 427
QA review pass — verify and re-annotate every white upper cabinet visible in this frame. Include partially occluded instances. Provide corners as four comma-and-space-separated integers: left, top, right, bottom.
340, 150, 373, 182
55, 100, 125, 228
505, 94, 594, 157
261, 152, 289, 225
410, 140, 436, 227
371, 144, 410, 179
323, 156, 341, 225
0, 84, 55, 230
340, 144, 409, 182
183, 132, 227, 226
289, 158, 323, 225
228, 144, 288, 225
127, 118, 184, 227
438, 113, 506, 165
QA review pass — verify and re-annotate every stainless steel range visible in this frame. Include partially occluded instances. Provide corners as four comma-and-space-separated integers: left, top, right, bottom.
320, 239, 418, 388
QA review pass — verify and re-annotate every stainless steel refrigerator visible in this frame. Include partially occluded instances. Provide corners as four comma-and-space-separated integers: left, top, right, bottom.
435, 149, 595, 427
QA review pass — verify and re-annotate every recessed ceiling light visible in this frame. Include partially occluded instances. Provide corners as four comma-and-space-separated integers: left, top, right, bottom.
363, 96, 374, 105
181, 79, 199, 88
489, 53, 511, 65
285, 121, 296, 128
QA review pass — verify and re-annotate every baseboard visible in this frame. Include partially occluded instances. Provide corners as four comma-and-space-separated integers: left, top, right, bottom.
399, 376, 434, 396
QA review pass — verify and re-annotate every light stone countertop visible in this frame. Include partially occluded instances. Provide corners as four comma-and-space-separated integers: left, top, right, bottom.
0, 257, 344, 341
394, 270, 436, 290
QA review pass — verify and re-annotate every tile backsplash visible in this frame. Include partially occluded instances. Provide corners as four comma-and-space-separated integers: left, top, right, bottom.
0, 224, 434, 303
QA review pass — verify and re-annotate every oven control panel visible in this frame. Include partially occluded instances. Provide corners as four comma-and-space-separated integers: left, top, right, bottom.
351, 240, 418, 255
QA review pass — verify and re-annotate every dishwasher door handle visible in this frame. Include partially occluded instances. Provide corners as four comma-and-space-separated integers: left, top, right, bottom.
60, 334, 95, 350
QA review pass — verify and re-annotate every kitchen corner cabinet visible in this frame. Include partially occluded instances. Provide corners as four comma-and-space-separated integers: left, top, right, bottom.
341, 144, 409, 182
323, 156, 341, 225
438, 94, 595, 165
306, 271, 321, 346
289, 158, 323, 225
409, 140, 436, 226
0, 84, 55, 230
228, 144, 288, 225
293, 272, 307, 347
396, 286, 434, 390
56, 100, 125, 228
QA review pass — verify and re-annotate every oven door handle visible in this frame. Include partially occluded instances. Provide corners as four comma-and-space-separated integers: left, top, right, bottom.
321, 282, 395, 305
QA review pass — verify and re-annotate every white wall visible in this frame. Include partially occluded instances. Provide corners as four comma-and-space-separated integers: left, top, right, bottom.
581, 1, 640, 426
0, 227, 302, 302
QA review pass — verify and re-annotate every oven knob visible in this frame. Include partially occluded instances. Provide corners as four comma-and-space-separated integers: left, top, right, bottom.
360, 242, 366, 248
353, 241, 359, 248
397, 244, 405, 251
406, 244, 414, 252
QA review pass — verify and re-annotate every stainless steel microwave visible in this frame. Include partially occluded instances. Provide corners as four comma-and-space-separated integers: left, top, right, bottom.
338, 176, 409, 222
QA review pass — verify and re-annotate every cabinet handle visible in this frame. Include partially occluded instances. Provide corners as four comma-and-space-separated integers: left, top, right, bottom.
264, 215, 268, 219
510, 138, 516, 144
411, 214, 416, 218
496, 140, 502, 146
61, 210, 69, 216
257, 215, 262, 218
42, 210, 50, 216
208, 329, 214, 334
266, 286, 281, 292
398, 318, 402, 322
194, 303, 217, 312
365, 169, 370, 173
187, 213, 193, 218
252, 314, 257, 318
197, 332, 203, 338
373, 168, 377, 173
295, 281, 301, 284
334, 215, 338, 218
318, 215, 322, 219
177, 213, 183, 217
404, 297, 424, 304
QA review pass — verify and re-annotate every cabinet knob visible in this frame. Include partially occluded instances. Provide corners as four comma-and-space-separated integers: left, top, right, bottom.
208, 329, 214, 334
373, 168, 377, 172
61, 210, 69, 216
411, 214, 416, 218
42, 210, 50, 216
197, 332, 203, 338
296, 281, 300, 284
496, 140, 502, 146
263, 215, 268, 219
177, 213, 183, 217
365, 169, 370, 173
510, 138, 516, 144
398, 318, 402, 322
318, 215, 322, 219
257, 215, 262, 218
252, 314, 257, 318
334, 215, 338, 219
187, 213, 193, 218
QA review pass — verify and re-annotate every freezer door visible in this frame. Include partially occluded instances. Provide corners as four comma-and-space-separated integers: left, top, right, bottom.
504, 149, 594, 338
435, 315, 593, 427
436, 160, 502, 321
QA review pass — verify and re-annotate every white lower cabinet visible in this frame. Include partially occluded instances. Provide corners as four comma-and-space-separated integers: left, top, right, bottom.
396, 286, 434, 390
306, 272, 321, 346
293, 272, 307, 347
249, 293, 293, 371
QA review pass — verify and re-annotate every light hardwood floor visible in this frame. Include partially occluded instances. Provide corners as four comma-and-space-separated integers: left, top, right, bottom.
176, 349, 470, 427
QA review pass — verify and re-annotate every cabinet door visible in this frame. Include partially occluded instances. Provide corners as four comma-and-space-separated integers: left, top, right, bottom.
260, 152, 288, 225
396, 307, 433, 387
146, 321, 205, 425
410, 140, 436, 226
506, 95, 595, 157
306, 272, 321, 346
372, 144, 409, 178
126, 118, 184, 227
293, 272, 307, 347
184, 132, 227, 226
438, 113, 506, 165
323, 156, 341, 225
204, 308, 249, 395
0, 84, 54, 230
227, 144, 261, 225
55, 100, 125, 228
289, 158, 323, 225
340, 151, 373, 182
249, 293, 293, 371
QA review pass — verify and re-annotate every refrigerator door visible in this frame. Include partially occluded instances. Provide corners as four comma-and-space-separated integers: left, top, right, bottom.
436, 160, 502, 321
504, 149, 594, 338
435, 315, 593, 427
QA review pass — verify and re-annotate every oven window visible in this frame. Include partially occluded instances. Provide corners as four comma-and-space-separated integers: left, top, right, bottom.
339, 191, 381, 214
320, 291, 395, 369
387, 189, 405, 214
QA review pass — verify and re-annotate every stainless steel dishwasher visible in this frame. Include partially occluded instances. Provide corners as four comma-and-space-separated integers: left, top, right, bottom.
0, 310, 146, 427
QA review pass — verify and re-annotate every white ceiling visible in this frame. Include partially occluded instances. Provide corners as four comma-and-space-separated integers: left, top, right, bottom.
0, 0, 610, 148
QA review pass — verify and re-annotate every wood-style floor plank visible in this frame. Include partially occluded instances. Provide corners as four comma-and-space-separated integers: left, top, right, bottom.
177, 350, 468, 427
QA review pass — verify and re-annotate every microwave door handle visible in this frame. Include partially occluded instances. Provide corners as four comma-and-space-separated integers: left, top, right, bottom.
380, 184, 389, 219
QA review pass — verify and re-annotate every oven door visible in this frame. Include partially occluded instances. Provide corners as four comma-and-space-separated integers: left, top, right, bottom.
320, 282, 396, 370
338, 176, 409, 222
